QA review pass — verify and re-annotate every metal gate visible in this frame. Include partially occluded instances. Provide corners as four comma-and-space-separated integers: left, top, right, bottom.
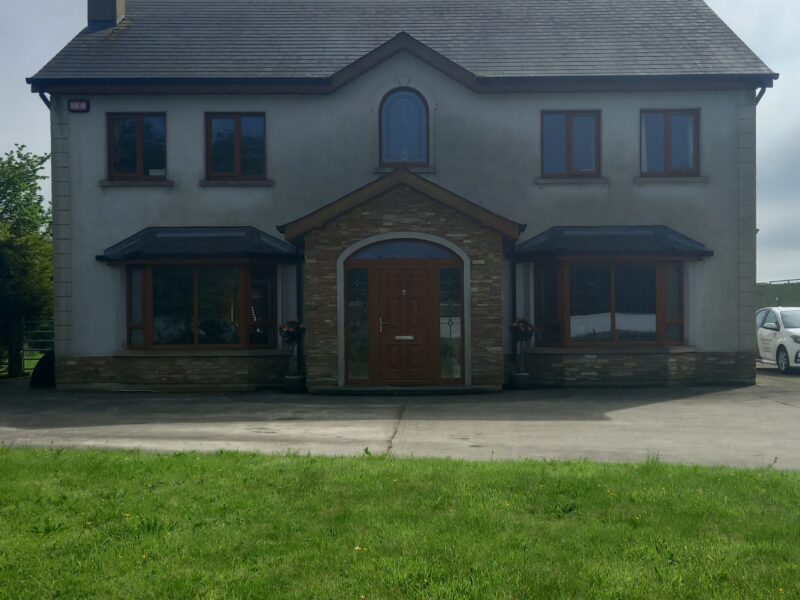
0, 319, 54, 376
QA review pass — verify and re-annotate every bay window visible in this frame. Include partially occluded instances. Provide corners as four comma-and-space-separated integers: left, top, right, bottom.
535, 260, 684, 346
127, 263, 276, 349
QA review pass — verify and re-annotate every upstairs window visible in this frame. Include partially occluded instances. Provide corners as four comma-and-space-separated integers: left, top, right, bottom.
541, 111, 600, 177
108, 113, 167, 179
641, 110, 699, 176
380, 88, 429, 167
206, 113, 266, 179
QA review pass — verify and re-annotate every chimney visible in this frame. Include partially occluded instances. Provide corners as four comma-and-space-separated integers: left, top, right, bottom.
88, 0, 125, 30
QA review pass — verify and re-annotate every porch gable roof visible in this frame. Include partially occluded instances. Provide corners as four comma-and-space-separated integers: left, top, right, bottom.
278, 169, 526, 242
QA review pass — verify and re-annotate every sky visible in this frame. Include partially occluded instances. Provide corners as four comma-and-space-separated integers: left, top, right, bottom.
0, 0, 797, 282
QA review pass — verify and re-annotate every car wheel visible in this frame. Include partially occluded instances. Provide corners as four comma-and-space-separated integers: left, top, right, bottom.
776, 347, 791, 374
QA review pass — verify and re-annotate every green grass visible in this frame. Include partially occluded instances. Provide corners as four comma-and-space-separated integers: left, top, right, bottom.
1, 449, 798, 599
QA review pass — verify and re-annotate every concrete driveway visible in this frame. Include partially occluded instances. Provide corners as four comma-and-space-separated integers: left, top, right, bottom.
1, 367, 799, 470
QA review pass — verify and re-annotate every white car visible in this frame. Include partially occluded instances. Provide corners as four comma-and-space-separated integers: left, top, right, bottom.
756, 307, 800, 373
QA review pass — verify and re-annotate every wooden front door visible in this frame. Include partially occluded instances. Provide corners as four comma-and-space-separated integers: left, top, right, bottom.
376, 267, 432, 384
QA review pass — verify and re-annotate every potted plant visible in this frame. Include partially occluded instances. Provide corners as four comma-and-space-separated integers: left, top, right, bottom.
510, 318, 535, 388
280, 320, 306, 392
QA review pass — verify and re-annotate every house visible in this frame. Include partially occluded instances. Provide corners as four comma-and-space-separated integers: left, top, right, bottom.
28, 0, 777, 390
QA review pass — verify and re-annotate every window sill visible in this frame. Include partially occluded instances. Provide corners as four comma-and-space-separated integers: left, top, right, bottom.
100, 179, 175, 188
633, 176, 708, 185
528, 345, 695, 355
115, 348, 290, 358
534, 177, 609, 186
199, 179, 274, 188
374, 166, 436, 174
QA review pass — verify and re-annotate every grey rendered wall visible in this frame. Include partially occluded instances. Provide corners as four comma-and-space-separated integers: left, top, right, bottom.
55, 51, 753, 356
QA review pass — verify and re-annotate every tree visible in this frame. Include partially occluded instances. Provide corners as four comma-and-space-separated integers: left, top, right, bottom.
0, 145, 52, 376
0, 144, 51, 236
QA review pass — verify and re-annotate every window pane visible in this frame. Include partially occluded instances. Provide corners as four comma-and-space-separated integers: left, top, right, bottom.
352, 240, 456, 260
250, 266, 275, 346
142, 115, 166, 177
670, 114, 695, 171
210, 117, 236, 175
153, 267, 194, 345
666, 263, 682, 320
537, 263, 561, 344
615, 264, 657, 342
570, 264, 611, 342
111, 116, 137, 175
381, 90, 428, 164
439, 268, 462, 379
542, 113, 567, 175
128, 328, 145, 347
198, 267, 240, 345
641, 113, 665, 173
347, 269, 370, 380
665, 323, 682, 343
240, 116, 266, 177
781, 311, 800, 329
128, 267, 144, 324
571, 114, 597, 173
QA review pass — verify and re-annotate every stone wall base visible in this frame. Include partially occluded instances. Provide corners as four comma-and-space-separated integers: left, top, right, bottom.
523, 350, 755, 387
56, 353, 291, 391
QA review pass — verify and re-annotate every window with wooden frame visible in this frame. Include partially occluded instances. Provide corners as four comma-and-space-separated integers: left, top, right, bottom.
205, 113, 267, 180
640, 110, 699, 176
379, 88, 429, 167
534, 260, 684, 346
126, 263, 277, 349
541, 111, 601, 178
108, 113, 167, 180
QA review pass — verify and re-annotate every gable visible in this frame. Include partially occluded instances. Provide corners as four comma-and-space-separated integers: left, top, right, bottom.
279, 170, 524, 242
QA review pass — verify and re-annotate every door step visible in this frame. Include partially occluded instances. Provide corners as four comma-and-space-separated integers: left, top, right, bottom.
307, 385, 501, 396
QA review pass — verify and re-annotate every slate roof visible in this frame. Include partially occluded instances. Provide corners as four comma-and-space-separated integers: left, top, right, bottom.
30, 0, 775, 85
96, 227, 299, 262
515, 226, 713, 257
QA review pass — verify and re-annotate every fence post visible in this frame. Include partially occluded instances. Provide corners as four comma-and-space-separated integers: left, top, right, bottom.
7, 319, 24, 378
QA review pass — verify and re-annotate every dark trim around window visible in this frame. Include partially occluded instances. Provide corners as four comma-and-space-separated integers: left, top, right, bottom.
540, 110, 601, 178
107, 113, 167, 180
204, 112, 267, 180
640, 109, 700, 177
534, 258, 685, 347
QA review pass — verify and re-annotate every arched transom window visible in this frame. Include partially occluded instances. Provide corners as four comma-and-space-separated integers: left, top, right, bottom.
380, 88, 429, 166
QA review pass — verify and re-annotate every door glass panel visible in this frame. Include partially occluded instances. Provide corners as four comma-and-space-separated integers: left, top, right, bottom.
111, 116, 137, 175
571, 114, 597, 173
665, 323, 682, 343
142, 115, 167, 176
210, 117, 236, 175
615, 264, 657, 342
153, 267, 194, 345
570, 264, 611, 342
763, 311, 779, 329
352, 240, 456, 260
537, 262, 561, 344
249, 266, 275, 346
439, 268, 462, 379
198, 267, 240, 345
641, 112, 665, 173
128, 267, 144, 324
542, 113, 567, 175
670, 113, 695, 171
347, 268, 370, 380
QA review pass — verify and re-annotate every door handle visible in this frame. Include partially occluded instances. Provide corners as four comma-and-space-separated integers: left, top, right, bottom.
379, 317, 389, 333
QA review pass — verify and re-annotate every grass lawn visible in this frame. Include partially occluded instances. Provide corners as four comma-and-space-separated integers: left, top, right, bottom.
0, 449, 798, 599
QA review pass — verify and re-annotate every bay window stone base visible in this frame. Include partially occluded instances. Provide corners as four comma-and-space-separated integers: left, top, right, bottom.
523, 349, 755, 387
55, 352, 290, 391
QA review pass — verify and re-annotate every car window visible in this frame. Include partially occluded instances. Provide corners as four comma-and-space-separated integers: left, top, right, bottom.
781, 310, 800, 329
756, 309, 767, 328
763, 310, 780, 329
